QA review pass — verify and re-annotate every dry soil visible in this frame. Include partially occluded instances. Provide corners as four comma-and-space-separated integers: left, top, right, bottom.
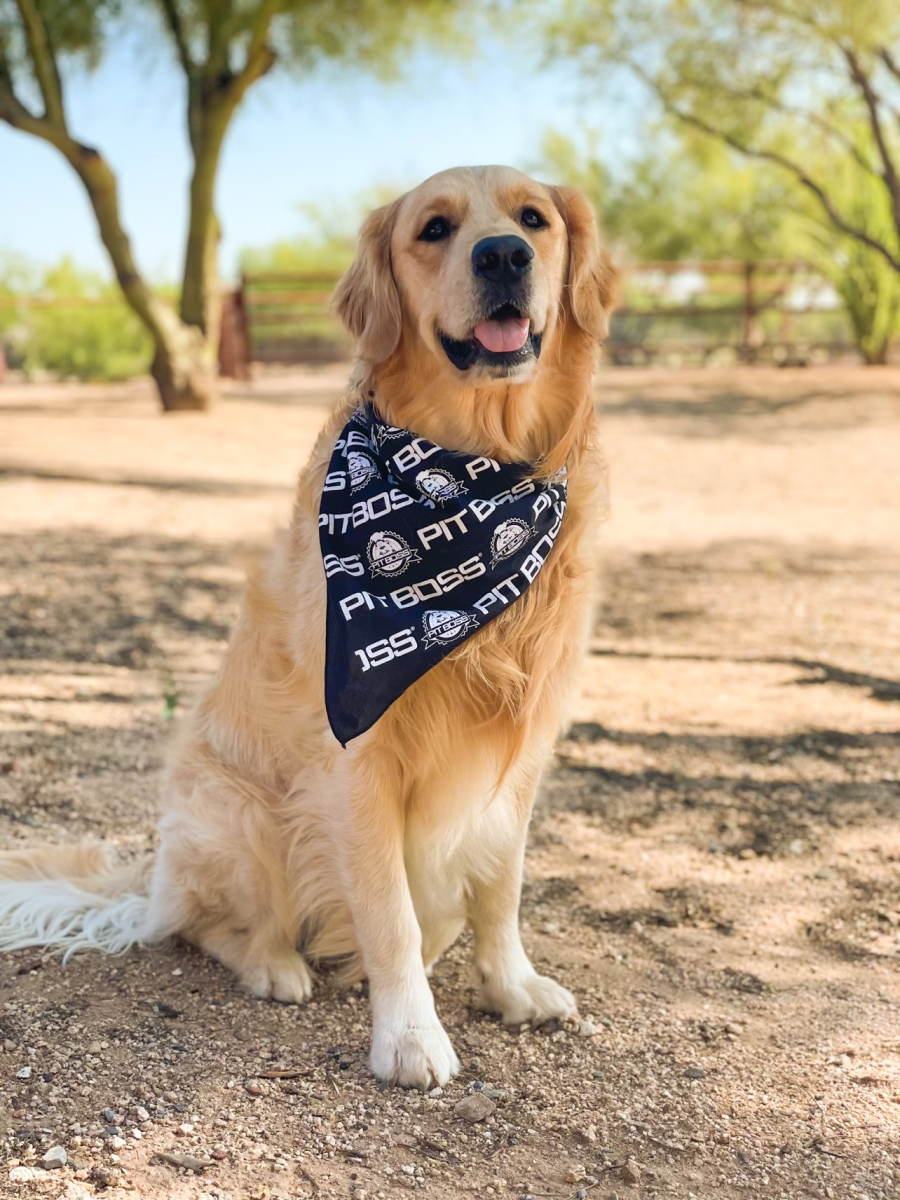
0, 366, 898, 1200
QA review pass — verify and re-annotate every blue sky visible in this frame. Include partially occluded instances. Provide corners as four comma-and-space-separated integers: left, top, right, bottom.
0, 29, 627, 284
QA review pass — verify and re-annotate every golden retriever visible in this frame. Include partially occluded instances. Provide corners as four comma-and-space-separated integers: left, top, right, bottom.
0, 166, 615, 1089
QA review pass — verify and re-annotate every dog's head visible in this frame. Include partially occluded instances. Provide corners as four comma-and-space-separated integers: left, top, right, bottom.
334, 166, 616, 386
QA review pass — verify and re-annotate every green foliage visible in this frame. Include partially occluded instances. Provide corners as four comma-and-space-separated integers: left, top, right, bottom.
546, 0, 900, 360
549, 2, 900, 260
0, 256, 152, 380
537, 129, 797, 262
800, 165, 900, 364
0, 0, 122, 74
240, 188, 402, 275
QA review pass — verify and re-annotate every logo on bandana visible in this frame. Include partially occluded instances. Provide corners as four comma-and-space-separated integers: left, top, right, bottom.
367, 531, 421, 577
347, 450, 380, 492
415, 467, 467, 504
421, 608, 479, 648
490, 517, 533, 566
373, 422, 407, 449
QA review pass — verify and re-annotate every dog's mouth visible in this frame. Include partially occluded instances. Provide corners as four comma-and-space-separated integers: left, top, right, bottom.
439, 303, 542, 373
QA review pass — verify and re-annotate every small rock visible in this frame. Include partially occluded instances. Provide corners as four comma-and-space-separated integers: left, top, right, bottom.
244, 1082, 264, 1096
621, 1159, 642, 1185
109, 1137, 127, 1150
9, 1166, 36, 1183
15, 1066, 32, 1079
89, 1165, 116, 1188
132, 1105, 150, 1122
565, 1164, 585, 1183
725, 1022, 744, 1036
211, 1146, 228, 1161
42, 1145, 68, 1169
576, 1125, 598, 1143
87, 1042, 102, 1055
578, 1020, 598, 1037
175, 1122, 194, 1136
454, 1093, 496, 1122
155, 1151, 208, 1172
102, 1108, 123, 1124
59, 1183, 93, 1200
684, 1067, 706, 1080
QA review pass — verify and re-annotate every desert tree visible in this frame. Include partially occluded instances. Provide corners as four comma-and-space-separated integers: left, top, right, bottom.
549, 0, 900, 357
0, 0, 465, 409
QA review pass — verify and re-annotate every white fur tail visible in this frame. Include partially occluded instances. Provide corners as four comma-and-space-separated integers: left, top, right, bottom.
0, 880, 149, 962
0, 846, 153, 964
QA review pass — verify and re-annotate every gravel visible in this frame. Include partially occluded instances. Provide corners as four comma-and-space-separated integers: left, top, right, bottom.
2, 368, 899, 1198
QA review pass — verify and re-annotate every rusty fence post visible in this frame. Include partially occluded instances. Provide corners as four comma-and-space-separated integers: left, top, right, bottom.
740, 261, 758, 363
218, 277, 250, 381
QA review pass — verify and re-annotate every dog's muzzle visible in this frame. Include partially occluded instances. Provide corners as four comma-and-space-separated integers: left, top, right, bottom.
440, 236, 540, 372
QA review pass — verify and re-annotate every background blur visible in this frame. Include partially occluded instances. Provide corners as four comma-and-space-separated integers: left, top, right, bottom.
2, 0, 900, 391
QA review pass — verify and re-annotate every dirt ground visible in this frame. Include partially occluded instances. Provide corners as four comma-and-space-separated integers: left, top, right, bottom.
0, 365, 898, 1200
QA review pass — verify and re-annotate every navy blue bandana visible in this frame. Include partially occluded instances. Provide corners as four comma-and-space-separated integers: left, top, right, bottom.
318, 403, 567, 744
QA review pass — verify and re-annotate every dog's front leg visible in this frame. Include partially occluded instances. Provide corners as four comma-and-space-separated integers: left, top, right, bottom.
469, 807, 578, 1026
338, 753, 459, 1089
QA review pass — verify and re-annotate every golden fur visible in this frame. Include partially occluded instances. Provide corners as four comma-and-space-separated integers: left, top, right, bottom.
0, 166, 615, 1088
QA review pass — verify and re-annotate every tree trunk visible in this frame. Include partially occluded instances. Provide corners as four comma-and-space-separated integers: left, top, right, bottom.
68, 140, 217, 410
150, 317, 217, 411
178, 93, 230, 383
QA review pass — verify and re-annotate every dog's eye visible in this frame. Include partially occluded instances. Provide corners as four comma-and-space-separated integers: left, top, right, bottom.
418, 216, 452, 243
521, 208, 548, 230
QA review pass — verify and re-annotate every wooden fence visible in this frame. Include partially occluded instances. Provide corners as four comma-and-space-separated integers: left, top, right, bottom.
609, 259, 850, 366
219, 260, 853, 376
0, 260, 856, 380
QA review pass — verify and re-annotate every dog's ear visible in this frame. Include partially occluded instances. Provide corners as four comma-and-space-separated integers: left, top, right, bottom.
333, 198, 403, 365
547, 185, 617, 340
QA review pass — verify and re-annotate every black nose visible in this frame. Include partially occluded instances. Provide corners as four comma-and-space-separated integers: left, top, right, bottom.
471, 235, 534, 283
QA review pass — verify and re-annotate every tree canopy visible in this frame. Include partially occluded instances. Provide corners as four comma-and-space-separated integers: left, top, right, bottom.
0, 0, 470, 407
550, 0, 900, 275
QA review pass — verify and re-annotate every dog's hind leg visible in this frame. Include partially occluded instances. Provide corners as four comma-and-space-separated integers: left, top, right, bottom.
193, 920, 313, 1004
148, 809, 313, 1004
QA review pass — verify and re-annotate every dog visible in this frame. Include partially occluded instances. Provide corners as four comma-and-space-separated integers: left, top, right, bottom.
0, 166, 615, 1089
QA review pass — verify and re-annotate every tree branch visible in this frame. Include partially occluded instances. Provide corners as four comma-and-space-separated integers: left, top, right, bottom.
704, 77, 881, 180
156, 0, 195, 76
14, 0, 65, 127
627, 62, 900, 274
843, 46, 900, 239
0, 47, 176, 351
236, 0, 279, 99
879, 47, 900, 85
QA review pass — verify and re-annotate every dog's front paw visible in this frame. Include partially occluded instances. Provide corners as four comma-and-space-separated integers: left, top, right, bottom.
478, 971, 577, 1025
370, 1020, 460, 1089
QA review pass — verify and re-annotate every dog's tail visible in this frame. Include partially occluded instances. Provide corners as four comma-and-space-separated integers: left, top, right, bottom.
0, 844, 154, 963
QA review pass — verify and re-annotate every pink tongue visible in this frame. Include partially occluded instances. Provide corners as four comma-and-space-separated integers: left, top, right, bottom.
473, 316, 530, 354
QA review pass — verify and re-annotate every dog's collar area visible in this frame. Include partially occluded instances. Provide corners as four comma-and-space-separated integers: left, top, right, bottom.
439, 329, 542, 372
